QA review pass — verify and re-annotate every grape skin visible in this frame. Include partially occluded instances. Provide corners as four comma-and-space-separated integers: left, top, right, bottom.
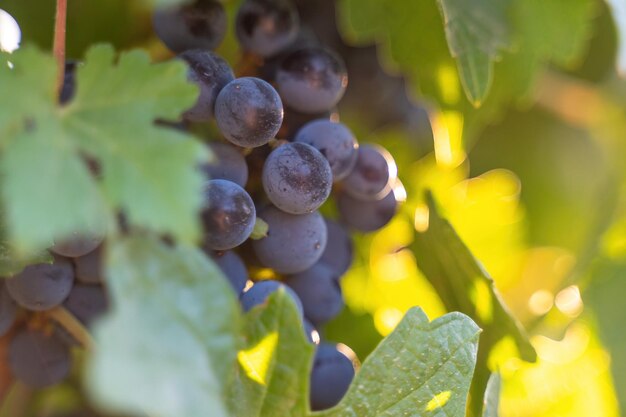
276, 47, 348, 114
295, 119, 358, 181
285, 262, 343, 325
63, 285, 108, 328
211, 250, 249, 295
0, 282, 17, 337
319, 218, 353, 277
337, 188, 398, 232
341, 144, 396, 201
252, 206, 327, 274
8, 329, 72, 388
262, 142, 332, 214
215, 77, 284, 148
202, 179, 256, 251
153, 0, 227, 53
50, 230, 104, 258
201, 142, 249, 187
236, 0, 300, 57
74, 246, 103, 285
310, 343, 355, 410
180, 50, 235, 122
240, 280, 303, 315
6, 259, 75, 311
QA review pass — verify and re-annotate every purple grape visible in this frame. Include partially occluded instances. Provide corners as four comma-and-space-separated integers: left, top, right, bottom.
240, 280, 303, 315
304, 319, 320, 345
201, 179, 256, 250
211, 250, 249, 295
337, 188, 398, 232
276, 47, 348, 113
319, 218, 353, 277
341, 144, 395, 201
0, 282, 17, 337
180, 50, 235, 122
6, 259, 74, 311
201, 142, 249, 187
310, 343, 355, 410
215, 77, 284, 148
8, 329, 72, 388
63, 285, 108, 328
74, 246, 103, 285
285, 263, 343, 325
252, 206, 327, 274
295, 120, 358, 181
236, 0, 299, 57
50, 231, 104, 258
153, 0, 227, 53
262, 142, 332, 214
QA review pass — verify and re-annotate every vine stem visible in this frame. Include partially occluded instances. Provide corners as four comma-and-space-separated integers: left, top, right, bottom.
47, 306, 95, 349
53, 0, 68, 96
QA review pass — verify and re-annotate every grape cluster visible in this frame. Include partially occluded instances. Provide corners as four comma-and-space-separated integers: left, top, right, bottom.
0, 236, 108, 388
153, 0, 403, 410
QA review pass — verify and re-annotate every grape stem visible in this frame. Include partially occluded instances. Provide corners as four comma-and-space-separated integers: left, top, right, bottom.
47, 306, 95, 349
53, 0, 68, 97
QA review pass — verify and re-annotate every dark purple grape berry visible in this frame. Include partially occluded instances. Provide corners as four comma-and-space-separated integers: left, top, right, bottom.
201, 142, 248, 187
236, 0, 300, 57
341, 144, 396, 201
285, 263, 343, 325
6, 259, 74, 311
215, 77, 284, 148
319, 218, 353, 277
202, 179, 256, 250
211, 250, 249, 295
337, 188, 398, 232
153, 0, 227, 53
63, 285, 108, 328
276, 47, 347, 113
310, 343, 356, 410
262, 142, 332, 214
295, 120, 358, 181
50, 230, 104, 258
240, 280, 303, 315
180, 50, 235, 122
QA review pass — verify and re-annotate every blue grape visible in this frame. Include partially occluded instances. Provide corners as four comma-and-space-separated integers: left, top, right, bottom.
0, 282, 17, 337
50, 230, 104, 258
252, 206, 327, 273
201, 142, 249, 187
63, 285, 108, 328
276, 47, 347, 113
285, 263, 343, 325
236, 0, 299, 57
211, 250, 249, 295
181, 50, 235, 122
8, 329, 72, 388
262, 142, 332, 214
6, 259, 74, 311
153, 0, 227, 53
304, 319, 320, 345
337, 188, 398, 232
295, 119, 358, 181
310, 343, 356, 410
215, 77, 284, 148
74, 245, 103, 285
341, 144, 396, 201
202, 179, 256, 250
240, 280, 303, 315
319, 218, 353, 277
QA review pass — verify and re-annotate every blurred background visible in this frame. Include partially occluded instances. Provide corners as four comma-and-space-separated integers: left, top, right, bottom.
1, 0, 626, 416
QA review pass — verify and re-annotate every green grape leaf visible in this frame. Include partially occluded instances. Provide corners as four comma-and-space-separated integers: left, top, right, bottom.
0, 45, 206, 251
437, 0, 510, 106
411, 192, 535, 416
86, 235, 240, 417
317, 309, 480, 417
228, 290, 316, 417
482, 373, 501, 417
0, 241, 51, 277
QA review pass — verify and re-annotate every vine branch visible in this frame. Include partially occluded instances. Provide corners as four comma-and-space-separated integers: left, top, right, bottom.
47, 306, 95, 349
53, 0, 67, 96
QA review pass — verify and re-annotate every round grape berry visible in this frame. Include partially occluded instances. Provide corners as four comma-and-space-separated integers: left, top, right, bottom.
6, 259, 74, 311
285, 263, 343, 325
211, 250, 249, 295
240, 280, 303, 315
337, 188, 398, 232
236, 0, 299, 57
262, 142, 332, 214
310, 343, 356, 410
341, 144, 396, 201
202, 142, 249, 187
319, 218, 353, 276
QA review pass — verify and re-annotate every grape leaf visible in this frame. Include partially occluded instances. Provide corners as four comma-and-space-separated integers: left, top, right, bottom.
437, 0, 510, 106
86, 235, 240, 417
0, 45, 206, 250
411, 192, 535, 416
228, 290, 316, 417
316, 309, 480, 417
482, 373, 501, 417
